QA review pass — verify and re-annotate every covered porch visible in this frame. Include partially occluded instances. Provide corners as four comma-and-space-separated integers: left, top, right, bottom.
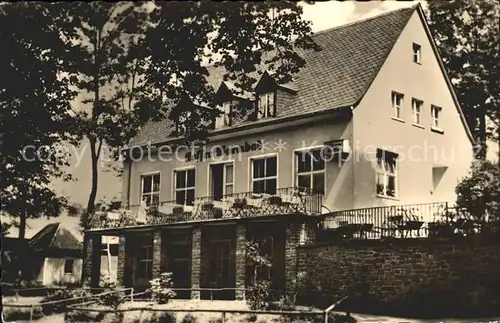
81, 215, 318, 300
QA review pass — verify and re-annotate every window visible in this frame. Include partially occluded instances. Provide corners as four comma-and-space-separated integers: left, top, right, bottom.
137, 244, 153, 278
174, 169, 195, 205
375, 149, 398, 198
64, 259, 74, 274
176, 111, 192, 134
295, 149, 325, 195
257, 92, 275, 119
413, 43, 421, 64
257, 237, 274, 280
141, 173, 160, 207
215, 101, 232, 129
391, 92, 404, 119
251, 156, 277, 195
431, 105, 442, 128
412, 98, 423, 124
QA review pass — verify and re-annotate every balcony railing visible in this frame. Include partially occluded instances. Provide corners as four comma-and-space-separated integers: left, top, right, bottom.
320, 201, 455, 240
146, 187, 322, 225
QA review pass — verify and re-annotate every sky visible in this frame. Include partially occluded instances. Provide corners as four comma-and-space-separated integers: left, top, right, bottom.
50, 0, 498, 210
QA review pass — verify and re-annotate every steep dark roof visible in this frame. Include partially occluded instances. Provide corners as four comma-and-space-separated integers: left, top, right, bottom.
28, 223, 82, 251
131, 6, 416, 147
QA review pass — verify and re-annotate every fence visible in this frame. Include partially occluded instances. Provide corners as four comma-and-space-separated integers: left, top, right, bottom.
320, 201, 455, 240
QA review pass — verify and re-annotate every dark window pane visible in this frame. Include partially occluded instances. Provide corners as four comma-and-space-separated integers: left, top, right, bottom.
297, 152, 311, 173
175, 191, 185, 205
266, 157, 277, 177
176, 171, 186, 189
143, 176, 152, 193
153, 174, 161, 191
265, 179, 277, 195
186, 189, 195, 205
387, 176, 396, 197
312, 150, 324, 171
253, 159, 265, 179
253, 180, 265, 194
152, 194, 159, 206
297, 175, 311, 189
187, 169, 195, 187
312, 173, 325, 195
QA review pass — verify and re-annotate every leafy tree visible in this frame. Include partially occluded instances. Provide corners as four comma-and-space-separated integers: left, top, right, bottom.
0, 3, 75, 239
455, 160, 500, 231
55, 2, 317, 220
426, 1, 500, 160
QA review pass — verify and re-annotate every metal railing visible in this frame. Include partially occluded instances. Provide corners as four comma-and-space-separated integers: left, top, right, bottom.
145, 187, 322, 225
320, 201, 454, 240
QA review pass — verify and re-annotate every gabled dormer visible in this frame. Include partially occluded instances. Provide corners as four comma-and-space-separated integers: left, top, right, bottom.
254, 72, 277, 120
214, 81, 254, 129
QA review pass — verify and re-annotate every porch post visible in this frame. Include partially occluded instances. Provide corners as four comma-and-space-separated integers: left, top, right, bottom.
190, 226, 202, 300
117, 235, 126, 285
152, 230, 162, 279
235, 224, 247, 300
82, 233, 101, 288
284, 221, 301, 295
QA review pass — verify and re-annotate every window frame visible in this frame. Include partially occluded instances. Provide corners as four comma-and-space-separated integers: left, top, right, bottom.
249, 154, 278, 195
207, 161, 235, 197
173, 167, 196, 206
257, 92, 276, 119
140, 172, 161, 207
64, 258, 74, 274
412, 43, 421, 64
412, 98, 423, 125
137, 244, 153, 278
391, 91, 404, 120
293, 147, 326, 195
431, 105, 442, 129
375, 149, 398, 199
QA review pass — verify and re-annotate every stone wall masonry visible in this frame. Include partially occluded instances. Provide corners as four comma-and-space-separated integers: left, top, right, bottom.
82, 234, 101, 287
296, 239, 500, 315
152, 230, 162, 279
117, 236, 126, 285
190, 227, 202, 300
235, 224, 247, 300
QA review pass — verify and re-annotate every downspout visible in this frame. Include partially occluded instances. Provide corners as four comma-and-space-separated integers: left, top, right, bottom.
126, 158, 132, 210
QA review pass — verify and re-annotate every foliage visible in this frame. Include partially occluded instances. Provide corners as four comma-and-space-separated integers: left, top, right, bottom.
80, 197, 124, 230
40, 288, 91, 315
142, 312, 176, 323
426, 1, 500, 159
180, 313, 197, 323
149, 272, 177, 304
246, 240, 272, 310
98, 276, 128, 310
455, 160, 500, 231
0, 2, 75, 239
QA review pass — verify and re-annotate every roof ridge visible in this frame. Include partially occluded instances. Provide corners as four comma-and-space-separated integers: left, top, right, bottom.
312, 4, 417, 37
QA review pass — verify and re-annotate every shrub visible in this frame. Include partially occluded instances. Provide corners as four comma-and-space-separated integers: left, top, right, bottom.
142, 312, 176, 323
149, 272, 177, 304
41, 288, 90, 315
180, 313, 198, 323
456, 161, 500, 233
245, 240, 272, 310
64, 309, 105, 322
98, 276, 128, 310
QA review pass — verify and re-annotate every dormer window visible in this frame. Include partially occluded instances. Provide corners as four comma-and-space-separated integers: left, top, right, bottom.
257, 92, 275, 119
215, 101, 232, 129
176, 111, 191, 134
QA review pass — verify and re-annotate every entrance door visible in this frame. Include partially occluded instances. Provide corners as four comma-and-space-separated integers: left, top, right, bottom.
209, 240, 233, 299
210, 163, 234, 201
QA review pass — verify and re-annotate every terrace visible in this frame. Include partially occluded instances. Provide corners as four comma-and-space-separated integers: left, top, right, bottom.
319, 201, 494, 241
88, 187, 323, 229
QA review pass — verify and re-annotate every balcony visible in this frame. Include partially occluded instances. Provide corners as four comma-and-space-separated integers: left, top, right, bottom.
146, 187, 322, 225
88, 187, 322, 229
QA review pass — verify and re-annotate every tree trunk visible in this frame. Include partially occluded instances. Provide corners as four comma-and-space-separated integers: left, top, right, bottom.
86, 139, 99, 221
478, 112, 487, 160
18, 211, 26, 240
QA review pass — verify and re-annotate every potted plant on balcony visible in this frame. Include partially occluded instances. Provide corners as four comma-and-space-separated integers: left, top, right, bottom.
268, 195, 282, 206
201, 201, 214, 211
233, 197, 247, 209
212, 207, 223, 219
